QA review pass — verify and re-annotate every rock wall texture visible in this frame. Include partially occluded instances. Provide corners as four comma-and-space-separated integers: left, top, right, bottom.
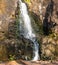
29, 0, 58, 23
0, 0, 17, 32
0, 0, 58, 60
0, 0, 18, 40
0, 0, 58, 32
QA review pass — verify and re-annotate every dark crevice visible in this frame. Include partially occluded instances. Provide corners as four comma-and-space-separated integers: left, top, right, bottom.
43, 0, 55, 35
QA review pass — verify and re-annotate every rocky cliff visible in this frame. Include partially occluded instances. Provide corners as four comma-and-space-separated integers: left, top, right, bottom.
0, 0, 58, 60
0, 0, 58, 33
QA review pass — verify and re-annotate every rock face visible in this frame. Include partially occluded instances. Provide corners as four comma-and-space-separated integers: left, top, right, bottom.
0, 0, 58, 32
0, 0, 17, 32
0, 0, 58, 60
0, 0, 58, 30
29, 0, 58, 23
0, 0, 58, 34
28, 0, 58, 60
0, 0, 18, 40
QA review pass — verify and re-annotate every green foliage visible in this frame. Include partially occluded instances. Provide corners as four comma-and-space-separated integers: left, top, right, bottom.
9, 55, 15, 61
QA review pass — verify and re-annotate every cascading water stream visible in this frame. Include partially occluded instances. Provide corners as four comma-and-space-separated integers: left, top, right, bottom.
19, 0, 40, 61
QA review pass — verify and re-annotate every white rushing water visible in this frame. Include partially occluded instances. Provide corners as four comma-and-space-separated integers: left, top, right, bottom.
19, 0, 40, 61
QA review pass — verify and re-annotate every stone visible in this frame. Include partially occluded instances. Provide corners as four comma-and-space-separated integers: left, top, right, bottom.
0, 0, 58, 61
6, 61, 20, 65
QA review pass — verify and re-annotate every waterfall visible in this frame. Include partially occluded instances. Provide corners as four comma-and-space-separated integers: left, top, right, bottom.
19, 0, 40, 61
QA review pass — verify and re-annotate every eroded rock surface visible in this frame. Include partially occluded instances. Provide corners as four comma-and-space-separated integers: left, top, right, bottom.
0, 0, 58, 60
